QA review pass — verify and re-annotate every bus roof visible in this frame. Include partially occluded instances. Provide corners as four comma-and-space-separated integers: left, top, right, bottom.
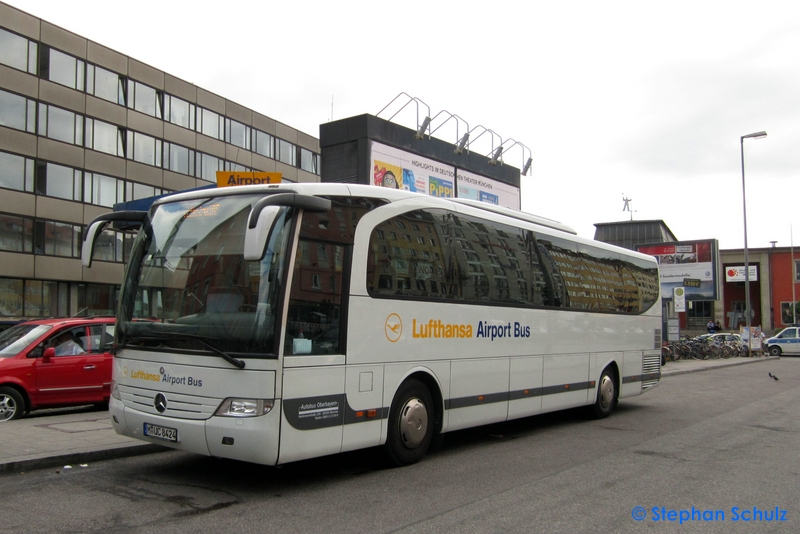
150, 183, 577, 233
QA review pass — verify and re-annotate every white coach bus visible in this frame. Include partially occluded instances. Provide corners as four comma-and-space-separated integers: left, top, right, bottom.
82, 183, 661, 466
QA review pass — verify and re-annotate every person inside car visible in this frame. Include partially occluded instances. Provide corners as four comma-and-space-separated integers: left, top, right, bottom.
52, 331, 84, 356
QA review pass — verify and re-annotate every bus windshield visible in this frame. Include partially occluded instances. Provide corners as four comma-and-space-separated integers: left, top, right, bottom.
118, 194, 294, 359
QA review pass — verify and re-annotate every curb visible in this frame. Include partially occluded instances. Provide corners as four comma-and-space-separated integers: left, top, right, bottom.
661, 355, 779, 377
0, 443, 171, 474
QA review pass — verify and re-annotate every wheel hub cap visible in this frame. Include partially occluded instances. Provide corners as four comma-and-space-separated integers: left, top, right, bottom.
398, 398, 428, 449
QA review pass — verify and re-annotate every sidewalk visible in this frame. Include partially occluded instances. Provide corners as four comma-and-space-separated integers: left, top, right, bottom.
660, 354, 778, 377
0, 407, 167, 473
0, 355, 779, 473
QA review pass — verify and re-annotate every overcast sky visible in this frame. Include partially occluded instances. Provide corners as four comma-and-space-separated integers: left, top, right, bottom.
9, 0, 800, 250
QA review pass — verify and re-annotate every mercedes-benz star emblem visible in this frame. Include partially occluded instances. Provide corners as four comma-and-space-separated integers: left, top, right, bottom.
154, 393, 167, 413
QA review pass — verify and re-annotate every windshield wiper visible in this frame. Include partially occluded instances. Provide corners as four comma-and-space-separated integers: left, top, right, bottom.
197, 338, 245, 369
122, 331, 245, 369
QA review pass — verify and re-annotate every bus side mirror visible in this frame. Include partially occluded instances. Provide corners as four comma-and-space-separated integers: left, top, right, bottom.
244, 205, 281, 261
244, 193, 332, 261
82, 211, 147, 267
42, 347, 56, 363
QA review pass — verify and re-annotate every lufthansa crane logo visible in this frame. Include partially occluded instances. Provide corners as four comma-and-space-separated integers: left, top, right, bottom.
385, 313, 402, 343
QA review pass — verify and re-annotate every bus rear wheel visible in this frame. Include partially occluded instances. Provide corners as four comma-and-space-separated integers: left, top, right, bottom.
587, 367, 617, 419
385, 379, 434, 466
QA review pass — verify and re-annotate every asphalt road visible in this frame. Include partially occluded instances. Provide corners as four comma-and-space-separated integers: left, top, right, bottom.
2, 358, 798, 534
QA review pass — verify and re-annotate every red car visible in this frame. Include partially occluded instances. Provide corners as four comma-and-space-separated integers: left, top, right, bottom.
0, 317, 115, 421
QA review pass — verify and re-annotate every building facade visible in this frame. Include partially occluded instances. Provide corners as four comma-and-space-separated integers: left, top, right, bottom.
0, 2, 321, 319
594, 219, 800, 336
720, 246, 800, 333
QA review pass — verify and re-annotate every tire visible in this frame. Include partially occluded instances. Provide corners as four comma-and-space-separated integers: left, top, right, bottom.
587, 367, 617, 419
768, 345, 782, 357
0, 387, 25, 422
385, 379, 434, 466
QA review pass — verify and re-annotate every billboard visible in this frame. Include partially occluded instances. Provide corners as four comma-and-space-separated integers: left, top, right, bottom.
370, 142, 520, 209
371, 142, 454, 197
456, 169, 521, 210
725, 265, 758, 282
636, 239, 719, 301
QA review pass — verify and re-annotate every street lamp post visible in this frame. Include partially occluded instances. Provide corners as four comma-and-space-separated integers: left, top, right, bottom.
740, 130, 767, 357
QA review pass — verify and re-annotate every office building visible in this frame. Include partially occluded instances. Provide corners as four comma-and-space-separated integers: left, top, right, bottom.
0, 1, 321, 318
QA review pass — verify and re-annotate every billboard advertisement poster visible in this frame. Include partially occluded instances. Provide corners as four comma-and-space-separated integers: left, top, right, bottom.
725, 265, 759, 282
456, 169, 521, 210
371, 142, 454, 197
636, 240, 719, 301
370, 142, 522, 209
428, 176, 454, 198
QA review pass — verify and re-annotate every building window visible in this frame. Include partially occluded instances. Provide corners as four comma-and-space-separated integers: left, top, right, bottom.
0, 277, 24, 316
0, 151, 34, 192
164, 94, 195, 130
225, 118, 251, 150
24, 279, 70, 317
92, 229, 127, 263
198, 107, 223, 140
35, 162, 82, 202
87, 64, 125, 105
129, 181, 164, 201
163, 142, 195, 175
38, 103, 83, 145
84, 172, 124, 208
252, 130, 274, 158
85, 118, 125, 156
277, 139, 296, 166
781, 301, 799, 326
34, 219, 82, 258
224, 160, 250, 173
41, 47, 85, 91
0, 28, 37, 74
300, 148, 318, 174
77, 283, 119, 316
0, 89, 36, 133
127, 131, 162, 167
0, 213, 34, 252
128, 80, 162, 118
197, 152, 221, 181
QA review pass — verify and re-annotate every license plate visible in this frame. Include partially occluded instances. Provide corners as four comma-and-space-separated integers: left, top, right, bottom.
143, 423, 178, 442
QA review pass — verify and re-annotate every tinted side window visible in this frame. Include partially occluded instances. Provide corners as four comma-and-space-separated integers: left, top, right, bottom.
368, 209, 659, 314
538, 236, 659, 313
367, 209, 549, 307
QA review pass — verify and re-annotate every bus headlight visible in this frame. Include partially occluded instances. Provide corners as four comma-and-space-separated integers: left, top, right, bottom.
215, 398, 274, 417
111, 380, 121, 400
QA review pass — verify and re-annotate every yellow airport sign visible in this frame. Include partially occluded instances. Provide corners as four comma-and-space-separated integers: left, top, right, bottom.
216, 171, 282, 187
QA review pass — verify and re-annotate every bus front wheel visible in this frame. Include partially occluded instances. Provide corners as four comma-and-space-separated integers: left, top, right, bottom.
587, 367, 617, 419
385, 379, 434, 466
